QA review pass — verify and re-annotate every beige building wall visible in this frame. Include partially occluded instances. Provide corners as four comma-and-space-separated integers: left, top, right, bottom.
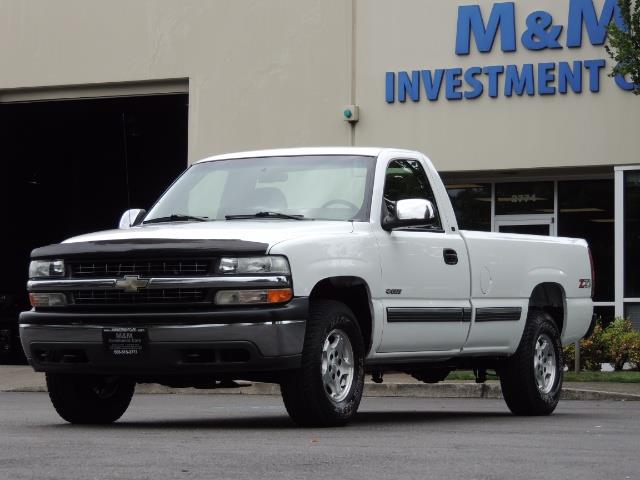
0, 0, 637, 171
0, 0, 353, 163
355, 0, 640, 172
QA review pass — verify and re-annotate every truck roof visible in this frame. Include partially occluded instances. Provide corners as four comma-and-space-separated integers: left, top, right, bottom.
195, 147, 419, 164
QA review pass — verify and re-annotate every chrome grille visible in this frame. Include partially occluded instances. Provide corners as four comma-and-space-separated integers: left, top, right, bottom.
72, 288, 206, 305
69, 260, 211, 278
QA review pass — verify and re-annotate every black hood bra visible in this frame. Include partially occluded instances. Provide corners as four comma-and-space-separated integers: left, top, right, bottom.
30, 238, 269, 260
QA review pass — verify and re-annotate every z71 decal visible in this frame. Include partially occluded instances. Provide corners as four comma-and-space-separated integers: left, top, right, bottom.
579, 279, 592, 289
385, 289, 402, 295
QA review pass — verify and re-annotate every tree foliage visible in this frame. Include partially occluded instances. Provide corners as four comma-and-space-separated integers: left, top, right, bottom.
606, 0, 640, 94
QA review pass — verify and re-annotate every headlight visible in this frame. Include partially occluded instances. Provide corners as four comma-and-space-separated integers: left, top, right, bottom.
28, 260, 65, 279
216, 256, 290, 275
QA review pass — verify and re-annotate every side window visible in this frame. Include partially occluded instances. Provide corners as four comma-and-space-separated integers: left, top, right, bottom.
383, 159, 442, 230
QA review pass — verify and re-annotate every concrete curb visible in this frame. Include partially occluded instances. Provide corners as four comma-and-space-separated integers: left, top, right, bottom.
560, 387, 640, 401
4, 381, 639, 401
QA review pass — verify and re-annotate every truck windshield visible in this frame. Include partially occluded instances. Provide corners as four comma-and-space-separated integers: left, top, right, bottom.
144, 155, 376, 222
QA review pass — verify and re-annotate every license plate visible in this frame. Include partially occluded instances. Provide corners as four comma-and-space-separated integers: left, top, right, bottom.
102, 327, 147, 357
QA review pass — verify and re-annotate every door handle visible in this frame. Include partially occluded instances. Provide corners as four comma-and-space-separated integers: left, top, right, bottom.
443, 248, 458, 265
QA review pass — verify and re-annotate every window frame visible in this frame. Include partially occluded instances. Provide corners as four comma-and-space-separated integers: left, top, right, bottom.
380, 158, 444, 233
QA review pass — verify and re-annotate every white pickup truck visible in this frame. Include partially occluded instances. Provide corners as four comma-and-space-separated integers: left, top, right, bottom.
20, 147, 594, 426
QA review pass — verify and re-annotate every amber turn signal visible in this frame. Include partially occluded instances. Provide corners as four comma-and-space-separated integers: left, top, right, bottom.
267, 288, 293, 303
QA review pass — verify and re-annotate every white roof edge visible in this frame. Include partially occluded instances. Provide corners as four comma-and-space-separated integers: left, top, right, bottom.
194, 147, 419, 163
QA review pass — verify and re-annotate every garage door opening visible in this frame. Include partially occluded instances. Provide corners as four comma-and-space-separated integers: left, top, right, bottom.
0, 93, 189, 361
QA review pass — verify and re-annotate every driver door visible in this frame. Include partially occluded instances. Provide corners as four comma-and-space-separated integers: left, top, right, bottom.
375, 158, 471, 353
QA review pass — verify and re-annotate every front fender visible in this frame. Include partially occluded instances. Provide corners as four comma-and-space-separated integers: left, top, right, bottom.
268, 232, 382, 298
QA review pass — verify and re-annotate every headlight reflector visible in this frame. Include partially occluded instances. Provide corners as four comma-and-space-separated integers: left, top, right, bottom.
215, 288, 293, 305
217, 256, 290, 275
29, 260, 65, 278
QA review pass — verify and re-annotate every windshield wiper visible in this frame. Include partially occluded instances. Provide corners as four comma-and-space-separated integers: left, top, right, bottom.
225, 211, 305, 220
143, 214, 209, 224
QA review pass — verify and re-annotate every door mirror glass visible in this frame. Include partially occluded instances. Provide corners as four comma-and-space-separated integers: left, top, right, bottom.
118, 209, 146, 229
383, 199, 436, 231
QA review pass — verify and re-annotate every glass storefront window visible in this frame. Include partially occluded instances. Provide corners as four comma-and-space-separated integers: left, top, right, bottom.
499, 224, 551, 235
624, 171, 640, 298
495, 182, 554, 215
625, 304, 640, 330
594, 306, 615, 328
445, 183, 491, 231
558, 180, 614, 302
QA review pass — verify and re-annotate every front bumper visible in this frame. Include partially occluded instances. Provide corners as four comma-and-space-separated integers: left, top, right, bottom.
19, 298, 307, 375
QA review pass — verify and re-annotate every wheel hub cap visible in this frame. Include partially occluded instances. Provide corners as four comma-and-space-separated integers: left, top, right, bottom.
534, 333, 557, 394
321, 329, 354, 403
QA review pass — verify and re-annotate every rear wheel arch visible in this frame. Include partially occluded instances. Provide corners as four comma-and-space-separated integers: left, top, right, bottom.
528, 282, 566, 338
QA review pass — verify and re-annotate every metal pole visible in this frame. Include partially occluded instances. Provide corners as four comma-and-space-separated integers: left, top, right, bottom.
574, 340, 581, 374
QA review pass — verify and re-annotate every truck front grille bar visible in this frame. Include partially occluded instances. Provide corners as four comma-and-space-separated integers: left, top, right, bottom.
28, 276, 290, 292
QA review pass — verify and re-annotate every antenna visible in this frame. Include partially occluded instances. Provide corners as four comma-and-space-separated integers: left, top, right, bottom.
121, 112, 132, 222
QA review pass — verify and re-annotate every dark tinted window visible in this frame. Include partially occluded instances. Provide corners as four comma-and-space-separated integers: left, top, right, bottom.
446, 183, 491, 231
499, 224, 551, 235
383, 159, 441, 230
625, 303, 640, 330
594, 306, 615, 328
558, 179, 614, 302
624, 171, 640, 297
495, 182, 554, 215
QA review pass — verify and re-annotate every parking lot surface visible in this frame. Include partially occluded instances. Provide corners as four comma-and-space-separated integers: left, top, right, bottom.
1, 393, 638, 480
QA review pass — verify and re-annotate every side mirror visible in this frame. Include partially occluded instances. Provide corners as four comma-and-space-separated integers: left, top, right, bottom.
118, 209, 147, 229
382, 198, 436, 231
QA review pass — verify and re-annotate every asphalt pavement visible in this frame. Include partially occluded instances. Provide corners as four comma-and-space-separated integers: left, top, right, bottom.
1, 392, 639, 480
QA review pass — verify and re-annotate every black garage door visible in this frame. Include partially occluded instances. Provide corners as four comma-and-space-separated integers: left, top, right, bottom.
0, 94, 188, 360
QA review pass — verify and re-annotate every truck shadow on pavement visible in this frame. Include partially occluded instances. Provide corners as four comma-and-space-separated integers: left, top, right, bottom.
45, 410, 580, 430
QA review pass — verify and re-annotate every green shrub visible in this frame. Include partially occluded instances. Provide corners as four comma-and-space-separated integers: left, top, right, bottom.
602, 317, 640, 371
564, 321, 608, 371
564, 321, 602, 371
566, 317, 640, 372
563, 343, 580, 369
631, 341, 640, 370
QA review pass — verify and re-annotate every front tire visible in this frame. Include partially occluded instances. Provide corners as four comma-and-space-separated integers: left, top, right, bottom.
46, 373, 135, 424
280, 300, 364, 427
499, 310, 563, 416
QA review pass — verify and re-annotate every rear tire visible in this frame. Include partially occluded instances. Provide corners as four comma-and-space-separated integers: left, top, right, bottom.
499, 310, 563, 416
46, 373, 135, 424
280, 300, 364, 427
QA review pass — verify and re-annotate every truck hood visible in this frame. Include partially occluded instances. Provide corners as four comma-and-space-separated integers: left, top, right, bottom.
63, 220, 355, 250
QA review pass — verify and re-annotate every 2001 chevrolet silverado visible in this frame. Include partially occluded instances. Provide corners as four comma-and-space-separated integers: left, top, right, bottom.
20, 148, 594, 426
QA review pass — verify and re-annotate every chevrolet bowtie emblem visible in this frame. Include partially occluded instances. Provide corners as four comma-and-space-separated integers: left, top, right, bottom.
115, 275, 150, 293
